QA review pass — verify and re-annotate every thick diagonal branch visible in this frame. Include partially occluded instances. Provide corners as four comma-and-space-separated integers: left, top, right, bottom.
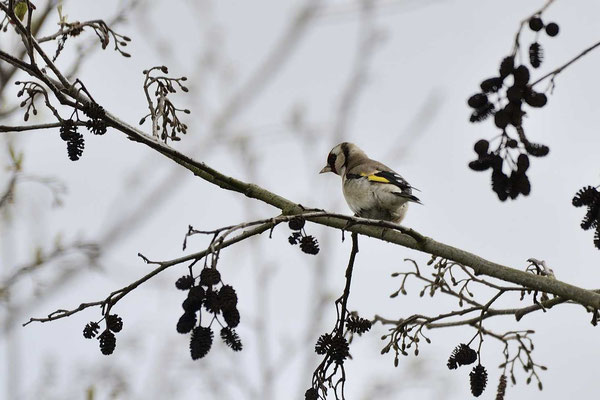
1, 3, 598, 313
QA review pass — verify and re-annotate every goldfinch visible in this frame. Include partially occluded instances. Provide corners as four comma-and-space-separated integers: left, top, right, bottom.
320, 142, 420, 223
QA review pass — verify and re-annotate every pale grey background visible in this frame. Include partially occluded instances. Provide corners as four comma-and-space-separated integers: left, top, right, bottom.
1, 0, 599, 399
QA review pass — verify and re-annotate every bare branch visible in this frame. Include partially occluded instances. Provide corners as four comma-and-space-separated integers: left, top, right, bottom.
1, 241, 99, 297
0, 121, 85, 132
0, 175, 17, 208
531, 40, 600, 87
22, 220, 273, 326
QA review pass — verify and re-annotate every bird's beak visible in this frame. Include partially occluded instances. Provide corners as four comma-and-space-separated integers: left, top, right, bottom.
319, 165, 332, 174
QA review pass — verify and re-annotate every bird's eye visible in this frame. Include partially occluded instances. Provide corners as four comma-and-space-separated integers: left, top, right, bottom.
327, 153, 337, 169
327, 153, 336, 166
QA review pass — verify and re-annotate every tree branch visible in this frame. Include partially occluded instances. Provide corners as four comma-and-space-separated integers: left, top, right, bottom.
22, 221, 274, 326
1, 241, 99, 297
91, 115, 600, 310
337, 232, 359, 332
0, 122, 71, 132
531, 39, 600, 87
23, 98, 600, 313
3, 0, 598, 323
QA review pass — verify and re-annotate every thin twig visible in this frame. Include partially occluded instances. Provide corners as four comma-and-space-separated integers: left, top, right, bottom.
511, 0, 556, 56
22, 221, 272, 326
531, 40, 600, 86
336, 232, 359, 332
0, 122, 65, 132
1, 242, 98, 295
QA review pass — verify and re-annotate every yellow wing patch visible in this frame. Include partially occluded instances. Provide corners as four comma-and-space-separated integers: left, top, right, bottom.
360, 173, 391, 183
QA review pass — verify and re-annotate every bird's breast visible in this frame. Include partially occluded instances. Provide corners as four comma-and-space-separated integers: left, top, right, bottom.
342, 175, 410, 222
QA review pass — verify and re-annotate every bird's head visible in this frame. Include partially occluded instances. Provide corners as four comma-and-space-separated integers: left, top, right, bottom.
319, 142, 366, 176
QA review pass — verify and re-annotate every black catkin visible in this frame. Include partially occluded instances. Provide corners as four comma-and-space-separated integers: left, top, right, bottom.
529, 42, 544, 68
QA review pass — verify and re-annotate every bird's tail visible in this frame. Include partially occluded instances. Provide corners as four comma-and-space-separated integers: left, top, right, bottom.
409, 194, 422, 205
395, 192, 422, 205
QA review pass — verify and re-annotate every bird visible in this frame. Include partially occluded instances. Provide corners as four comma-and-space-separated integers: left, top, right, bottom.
319, 142, 420, 224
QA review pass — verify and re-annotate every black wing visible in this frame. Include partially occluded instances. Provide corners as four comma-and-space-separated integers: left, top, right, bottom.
372, 171, 421, 204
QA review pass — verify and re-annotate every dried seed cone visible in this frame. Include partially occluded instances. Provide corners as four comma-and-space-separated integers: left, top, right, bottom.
447, 343, 477, 369
98, 330, 116, 355
496, 375, 507, 400
470, 364, 488, 397
190, 326, 213, 360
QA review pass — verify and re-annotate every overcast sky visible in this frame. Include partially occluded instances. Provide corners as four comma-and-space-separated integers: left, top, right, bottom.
2, 0, 600, 399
